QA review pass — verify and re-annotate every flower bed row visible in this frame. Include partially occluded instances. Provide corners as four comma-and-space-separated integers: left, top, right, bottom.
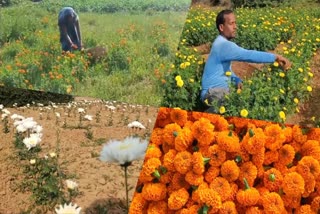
129, 107, 320, 213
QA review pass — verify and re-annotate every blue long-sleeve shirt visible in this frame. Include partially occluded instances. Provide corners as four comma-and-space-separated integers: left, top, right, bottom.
200, 35, 276, 101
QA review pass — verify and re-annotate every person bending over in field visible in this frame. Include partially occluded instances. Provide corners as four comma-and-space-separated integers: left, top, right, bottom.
200, 9, 291, 113
58, 7, 83, 52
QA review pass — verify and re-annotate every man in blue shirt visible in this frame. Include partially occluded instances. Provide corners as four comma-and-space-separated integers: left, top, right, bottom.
58, 7, 82, 52
201, 9, 291, 111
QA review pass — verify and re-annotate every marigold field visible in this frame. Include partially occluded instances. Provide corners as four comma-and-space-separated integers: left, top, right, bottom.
130, 107, 320, 213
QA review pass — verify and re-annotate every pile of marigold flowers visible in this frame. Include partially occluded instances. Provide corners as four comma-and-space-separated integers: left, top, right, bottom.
129, 107, 320, 213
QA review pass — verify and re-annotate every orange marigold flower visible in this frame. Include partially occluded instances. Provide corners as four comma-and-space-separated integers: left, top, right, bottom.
209, 177, 232, 202
296, 156, 320, 179
204, 166, 220, 183
227, 182, 239, 201
147, 200, 167, 214
273, 161, 289, 175
163, 149, 177, 172
216, 130, 240, 153
311, 196, 320, 213
180, 205, 201, 214
214, 115, 230, 131
263, 150, 279, 165
198, 188, 222, 208
192, 152, 207, 175
278, 144, 295, 165
263, 168, 283, 192
141, 157, 161, 177
245, 206, 263, 214
219, 201, 237, 214
159, 171, 174, 185
129, 192, 147, 213
282, 194, 301, 209
175, 127, 194, 152
150, 128, 163, 146
282, 172, 305, 196
251, 148, 265, 171
170, 108, 188, 127
261, 192, 285, 214
185, 171, 204, 186
301, 140, 320, 162
292, 125, 308, 144
264, 124, 286, 151
191, 111, 206, 121
144, 144, 162, 160
174, 151, 192, 174
220, 160, 240, 182
238, 162, 258, 188
191, 117, 215, 147
236, 178, 260, 206
301, 172, 316, 198
168, 188, 190, 210
171, 172, 190, 191
155, 107, 172, 128
208, 145, 226, 167
295, 205, 315, 214
283, 126, 293, 143
307, 128, 320, 141
241, 128, 266, 155
163, 123, 182, 146
141, 182, 167, 201
191, 183, 208, 203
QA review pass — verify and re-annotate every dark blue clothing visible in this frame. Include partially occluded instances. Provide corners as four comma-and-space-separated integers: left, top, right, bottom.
58, 7, 81, 51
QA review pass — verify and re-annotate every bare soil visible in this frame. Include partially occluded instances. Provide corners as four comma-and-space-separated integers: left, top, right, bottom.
0, 98, 159, 214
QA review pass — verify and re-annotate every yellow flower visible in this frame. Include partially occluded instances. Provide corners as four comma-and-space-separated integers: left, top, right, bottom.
308, 72, 314, 77
279, 111, 286, 120
175, 75, 182, 81
283, 107, 287, 111
273, 62, 279, 67
311, 116, 316, 121
307, 86, 313, 92
198, 60, 203, 65
189, 78, 194, 83
225, 71, 232, 76
219, 106, 226, 114
170, 64, 175, 69
30, 159, 36, 165
267, 77, 271, 81
240, 109, 248, 117
237, 89, 241, 94
204, 99, 209, 105
294, 98, 299, 104
279, 72, 285, 77
280, 89, 285, 94
298, 68, 303, 72
177, 79, 184, 88
180, 63, 186, 69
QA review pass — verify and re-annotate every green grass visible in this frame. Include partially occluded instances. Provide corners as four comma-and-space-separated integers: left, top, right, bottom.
0, 1, 188, 106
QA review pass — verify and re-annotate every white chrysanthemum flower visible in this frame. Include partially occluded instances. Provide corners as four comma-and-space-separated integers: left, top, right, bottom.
11, 114, 25, 121
32, 125, 43, 134
105, 105, 116, 111
23, 133, 41, 150
127, 121, 146, 129
55, 112, 61, 118
84, 115, 93, 121
2, 109, 10, 115
0, 104, 3, 109
1, 113, 8, 120
50, 152, 56, 158
22, 117, 37, 130
100, 136, 148, 165
66, 180, 78, 190
30, 159, 36, 165
55, 203, 81, 214
78, 108, 85, 113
